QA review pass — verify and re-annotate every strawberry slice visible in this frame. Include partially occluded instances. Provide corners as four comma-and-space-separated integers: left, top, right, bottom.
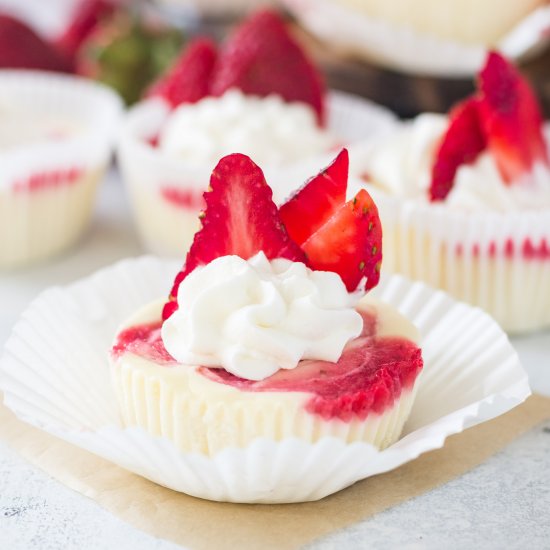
279, 149, 348, 244
302, 189, 383, 292
477, 51, 549, 183
429, 98, 486, 201
0, 14, 73, 72
210, 9, 325, 125
280, 149, 382, 292
163, 153, 307, 319
147, 38, 218, 108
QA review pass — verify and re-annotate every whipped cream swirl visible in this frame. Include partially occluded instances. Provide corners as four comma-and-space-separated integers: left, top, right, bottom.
359, 113, 550, 211
161, 252, 363, 381
159, 89, 334, 168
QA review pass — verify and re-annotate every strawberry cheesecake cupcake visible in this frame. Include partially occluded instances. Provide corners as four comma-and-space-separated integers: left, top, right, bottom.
353, 52, 550, 333
0, 70, 122, 268
117, 9, 395, 257
110, 149, 424, 455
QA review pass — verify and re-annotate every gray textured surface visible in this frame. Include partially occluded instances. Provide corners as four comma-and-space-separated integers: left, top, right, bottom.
306, 419, 550, 550
0, 441, 180, 550
1, 176, 549, 549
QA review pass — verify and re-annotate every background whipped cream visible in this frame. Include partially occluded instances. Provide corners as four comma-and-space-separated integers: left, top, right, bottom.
162, 252, 363, 381
158, 89, 335, 168
358, 113, 550, 211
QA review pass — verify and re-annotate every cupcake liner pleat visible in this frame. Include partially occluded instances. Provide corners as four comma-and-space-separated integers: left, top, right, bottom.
372, 188, 550, 333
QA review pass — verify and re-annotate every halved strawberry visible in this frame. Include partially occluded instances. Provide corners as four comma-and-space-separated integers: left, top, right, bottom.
279, 149, 348, 244
477, 51, 549, 183
429, 98, 486, 201
163, 153, 307, 319
147, 38, 218, 108
210, 9, 325, 125
302, 189, 383, 292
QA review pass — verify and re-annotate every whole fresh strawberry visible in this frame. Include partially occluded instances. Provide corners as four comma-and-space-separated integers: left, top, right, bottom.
210, 10, 326, 125
76, 11, 184, 104
0, 14, 72, 72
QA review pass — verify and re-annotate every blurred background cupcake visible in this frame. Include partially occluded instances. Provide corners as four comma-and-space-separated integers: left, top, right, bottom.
0, 71, 122, 268
117, 9, 396, 257
350, 52, 550, 334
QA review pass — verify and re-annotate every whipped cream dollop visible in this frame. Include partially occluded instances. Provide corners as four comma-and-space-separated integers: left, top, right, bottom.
161, 252, 363, 381
159, 89, 334, 167
360, 113, 550, 211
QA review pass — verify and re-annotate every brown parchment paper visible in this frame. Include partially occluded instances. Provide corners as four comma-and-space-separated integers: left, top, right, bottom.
1, 395, 550, 550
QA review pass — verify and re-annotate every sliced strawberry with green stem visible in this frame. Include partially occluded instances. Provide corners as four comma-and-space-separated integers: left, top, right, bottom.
147, 37, 218, 108
163, 153, 306, 319
429, 98, 486, 201
210, 9, 325, 125
280, 148, 348, 244
477, 51, 549, 183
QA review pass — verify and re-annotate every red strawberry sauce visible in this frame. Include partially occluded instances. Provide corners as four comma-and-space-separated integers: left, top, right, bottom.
112, 309, 423, 422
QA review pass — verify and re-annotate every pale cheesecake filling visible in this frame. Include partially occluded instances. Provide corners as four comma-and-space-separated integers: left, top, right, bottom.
112, 296, 422, 424
358, 113, 550, 211
158, 89, 335, 168
161, 253, 364, 381
0, 103, 81, 151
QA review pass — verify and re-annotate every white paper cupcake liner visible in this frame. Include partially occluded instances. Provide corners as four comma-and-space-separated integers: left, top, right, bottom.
283, 0, 550, 77
368, 191, 550, 334
0, 71, 123, 268
117, 91, 397, 257
0, 256, 530, 503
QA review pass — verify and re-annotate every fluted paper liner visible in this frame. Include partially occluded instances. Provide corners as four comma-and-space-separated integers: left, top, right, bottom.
1, 395, 549, 550
117, 91, 397, 256
0, 257, 530, 503
0, 71, 123, 268
356, 150, 550, 334
284, 0, 550, 76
